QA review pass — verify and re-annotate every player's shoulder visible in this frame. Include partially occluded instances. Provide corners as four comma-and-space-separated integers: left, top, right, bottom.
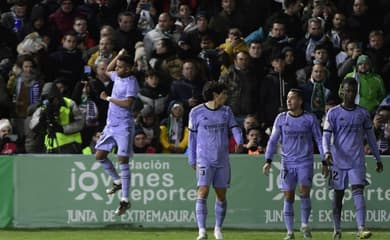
327, 104, 342, 115
190, 104, 206, 114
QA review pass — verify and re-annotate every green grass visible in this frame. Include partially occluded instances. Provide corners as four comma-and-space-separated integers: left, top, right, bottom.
1, 229, 390, 240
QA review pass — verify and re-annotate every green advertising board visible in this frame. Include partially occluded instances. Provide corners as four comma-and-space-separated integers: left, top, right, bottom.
6, 155, 390, 229
0, 156, 13, 228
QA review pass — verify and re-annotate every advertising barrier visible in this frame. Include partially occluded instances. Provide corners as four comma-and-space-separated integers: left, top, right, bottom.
1, 154, 389, 229
0, 156, 12, 228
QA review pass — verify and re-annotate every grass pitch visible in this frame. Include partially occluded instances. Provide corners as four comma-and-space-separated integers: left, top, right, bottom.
1, 229, 390, 240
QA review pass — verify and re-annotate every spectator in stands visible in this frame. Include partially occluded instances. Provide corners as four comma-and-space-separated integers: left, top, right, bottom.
327, 10, 347, 52
265, 0, 304, 41
133, 128, 157, 153
134, 0, 157, 36
7, 55, 44, 150
159, 100, 188, 153
342, 54, 385, 115
296, 17, 333, 66
174, 3, 196, 34
372, 105, 390, 155
209, 0, 246, 43
88, 59, 112, 131
0, 0, 28, 39
296, 43, 338, 93
72, 16, 96, 49
143, 12, 180, 58
345, 0, 375, 46
337, 40, 362, 78
301, 63, 331, 122
248, 40, 267, 83
170, 61, 204, 111
113, 11, 143, 57
262, 19, 292, 64
242, 127, 264, 155
259, 50, 297, 128
138, 70, 169, 121
87, 36, 116, 72
49, 0, 82, 37
149, 38, 183, 83
24, 103, 44, 153
71, 78, 99, 149
185, 11, 218, 56
0, 118, 17, 154
46, 32, 84, 96
197, 34, 222, 81
135, 104, 161, 152
219, 51, 258, 119
365, 30, 390, 88
29, 82, 84, 153
218, 26, 248, 73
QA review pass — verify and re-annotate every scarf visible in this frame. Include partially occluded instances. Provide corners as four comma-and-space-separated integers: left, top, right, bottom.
168, 115, 183, 145
311, 80, 325, 114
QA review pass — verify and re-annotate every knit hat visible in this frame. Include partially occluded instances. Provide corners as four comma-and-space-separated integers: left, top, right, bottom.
356, 54, 371, 66
134, 41, 147, 62
0, 119, 12, 131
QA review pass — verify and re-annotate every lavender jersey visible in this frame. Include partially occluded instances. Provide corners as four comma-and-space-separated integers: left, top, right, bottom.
188, 104, 243, 167
265, 111, 324, 168
323, 105, 381, 169
106, 72, 139, 132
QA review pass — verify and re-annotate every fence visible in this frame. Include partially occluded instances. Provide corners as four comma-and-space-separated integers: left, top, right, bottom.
1, 154, 389, 229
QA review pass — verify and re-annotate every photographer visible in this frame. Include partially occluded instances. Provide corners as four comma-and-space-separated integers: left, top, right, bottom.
371, 105, 390, 155
29, 82, 84, 153
0, 118, 17, 155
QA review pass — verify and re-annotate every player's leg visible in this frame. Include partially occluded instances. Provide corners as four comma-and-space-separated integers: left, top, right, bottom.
349, 167, 371, 239
298, 166, 313, 239
280, 168, 298, 240
96, 149, 121, 190
95, 131, 121, 190
196, 165, 213, 240
299, 185, 312, 239
213, 165, 230, 240
329, 166, 346, 240
197, 186, 210, 240
114, 155, 131, 215
113, 131, 133, 215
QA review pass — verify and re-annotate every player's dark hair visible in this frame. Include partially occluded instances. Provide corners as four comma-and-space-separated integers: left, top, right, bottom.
202, 81, 227, 101
342, 77, 357, 88
118, 55, 134, 66
289, 88, 304, 100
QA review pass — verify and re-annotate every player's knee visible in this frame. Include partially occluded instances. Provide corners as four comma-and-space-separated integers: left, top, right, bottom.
197, 186, 209, 198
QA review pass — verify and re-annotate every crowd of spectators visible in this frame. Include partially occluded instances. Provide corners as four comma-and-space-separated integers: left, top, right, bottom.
0, 0, 389, 155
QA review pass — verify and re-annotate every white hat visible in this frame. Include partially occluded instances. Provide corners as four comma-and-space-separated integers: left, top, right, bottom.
0, 119, 12, 131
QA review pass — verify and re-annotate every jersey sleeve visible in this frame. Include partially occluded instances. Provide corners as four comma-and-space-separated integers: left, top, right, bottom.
187, 109, 198, 166
227, 106, 243, 145
264, 114, 282, 161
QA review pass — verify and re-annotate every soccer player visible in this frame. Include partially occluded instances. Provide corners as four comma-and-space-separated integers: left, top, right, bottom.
188, 81, 243, 240
323, 77, 384, 240
263, 88, 325, 240
95, 48, 139, 215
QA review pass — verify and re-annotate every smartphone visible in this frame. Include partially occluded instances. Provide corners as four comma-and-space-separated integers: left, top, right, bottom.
84, 65, 91, 75
140, 3, 151, 10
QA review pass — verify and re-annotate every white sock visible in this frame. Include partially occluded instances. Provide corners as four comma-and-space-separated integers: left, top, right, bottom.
114, 179, 121, 185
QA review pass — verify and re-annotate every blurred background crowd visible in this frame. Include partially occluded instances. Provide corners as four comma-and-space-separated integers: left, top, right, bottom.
0, 0, 389, 155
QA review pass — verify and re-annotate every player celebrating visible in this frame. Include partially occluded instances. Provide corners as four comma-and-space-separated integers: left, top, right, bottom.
95, 49, 139, 215
188, 81, 243, 240
323, 77, 383, 240
263, 89, 325, 240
